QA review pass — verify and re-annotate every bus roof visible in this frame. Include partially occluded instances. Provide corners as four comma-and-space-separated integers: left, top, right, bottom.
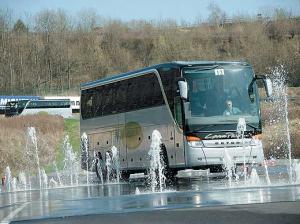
30, 99, 71, 102
80, 61, 250, 90
9, 99, 70, 103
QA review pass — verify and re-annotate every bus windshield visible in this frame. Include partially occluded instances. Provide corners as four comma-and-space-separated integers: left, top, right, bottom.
5, 100, 28, 116
182, 64, 260, 130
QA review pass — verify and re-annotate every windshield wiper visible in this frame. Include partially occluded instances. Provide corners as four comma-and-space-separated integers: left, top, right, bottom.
184, 65, 220, 73
189, 124, 230, 133
245, 123, 259, 130
219, 120, 259, 130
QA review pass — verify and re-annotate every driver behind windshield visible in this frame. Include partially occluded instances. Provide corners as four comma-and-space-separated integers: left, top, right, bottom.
223, 99, 241, 115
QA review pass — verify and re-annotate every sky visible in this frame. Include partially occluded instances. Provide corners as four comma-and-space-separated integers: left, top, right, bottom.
0, 0, 299, 23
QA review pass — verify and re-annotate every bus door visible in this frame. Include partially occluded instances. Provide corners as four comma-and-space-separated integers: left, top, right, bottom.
174, 97, 185, 166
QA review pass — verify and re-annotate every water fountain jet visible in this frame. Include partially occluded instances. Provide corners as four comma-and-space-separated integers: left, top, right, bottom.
148, 130, 166, 192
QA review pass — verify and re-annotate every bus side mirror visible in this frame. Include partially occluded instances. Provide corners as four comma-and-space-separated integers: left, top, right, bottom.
248, 75, 273, 103
178, 80, 188, 101
264, 78, 272, 97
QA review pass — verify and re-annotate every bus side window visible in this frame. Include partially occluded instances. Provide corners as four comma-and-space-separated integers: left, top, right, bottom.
43, 101, 49, 108
82, 89, 94, 119
28, 101, 37, 108
128, 73, 163, 110
151, 74, 164, 106
141, 75, 153, 108
115, 80, 127, 113
102, 84, 114, 116
94, 86, 103, 116
126, 76, 137, 111
158, 67, 181, 115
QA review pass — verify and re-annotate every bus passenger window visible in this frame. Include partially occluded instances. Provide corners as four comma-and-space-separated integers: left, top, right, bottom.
115, 80, 127, 113
82, 90, 94, 119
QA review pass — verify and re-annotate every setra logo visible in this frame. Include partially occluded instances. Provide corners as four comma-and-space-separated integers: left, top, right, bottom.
121, 122, 143, 150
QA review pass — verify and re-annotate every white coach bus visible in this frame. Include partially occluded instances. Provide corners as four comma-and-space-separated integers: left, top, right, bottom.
5, 99, 72, 118
43, 96, 80, 113
80, 61, 272, 179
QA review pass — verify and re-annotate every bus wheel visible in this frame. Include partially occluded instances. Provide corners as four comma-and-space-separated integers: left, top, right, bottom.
121, 171, 130, 181
95, 152, 106, 184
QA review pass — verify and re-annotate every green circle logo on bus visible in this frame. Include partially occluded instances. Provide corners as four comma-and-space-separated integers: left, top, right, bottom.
121, 122, 143, 150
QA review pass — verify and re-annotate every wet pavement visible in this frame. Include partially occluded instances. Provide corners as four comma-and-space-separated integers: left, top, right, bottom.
1, 165, 300, 224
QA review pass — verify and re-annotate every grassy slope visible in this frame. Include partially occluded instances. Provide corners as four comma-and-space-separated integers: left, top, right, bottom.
54, 118, 80, 170
64, 118, 80, 153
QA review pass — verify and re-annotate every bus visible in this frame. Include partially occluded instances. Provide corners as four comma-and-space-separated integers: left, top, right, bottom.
43, 96, 80, 113
5, 99, 72, 118
80, 61, 272, 179
0, 96, 40, 114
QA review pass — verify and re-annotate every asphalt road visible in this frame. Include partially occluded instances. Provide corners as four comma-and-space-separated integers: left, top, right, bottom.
12, 201, 300, 224
1, 165, 300, 224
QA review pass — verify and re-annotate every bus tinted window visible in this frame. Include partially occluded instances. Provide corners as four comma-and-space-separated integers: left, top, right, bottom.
115, 80, 127, 113
81, 72, 164, 119
158, 67, 180, 115
81, 89, 95, 119
126, 73, 164, 110
27, 100, 70, 109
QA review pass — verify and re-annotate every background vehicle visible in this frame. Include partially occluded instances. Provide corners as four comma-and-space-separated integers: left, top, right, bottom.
43, 96, 80, 113
5, 99, 72, 118
0, 96, 40, 114
80, 61, 272, 178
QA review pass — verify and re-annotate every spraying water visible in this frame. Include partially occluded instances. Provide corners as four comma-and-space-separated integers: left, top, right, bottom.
103, 146, 121, 184
11, 177, 17, 192
223, 148, 235, 187
111, 146, 120, 183
53, 161, 62, 186
135, 187, 140, 195
248, 168, 260, 186
81, 133, 89, 185
148, 130, 166, 192
49, 177, 58, 188
106, 151, 112, 183
294, 162, 300, 184
41, 169, 48, 189
18, 172, 27, 191
94, 152, 104, 184
269, 65, 293, 182
27, 127, 42, 189
5, 166, 12, 192
263, 160, 271, 185
63, 135, 79, 186
237, 118, 247, 182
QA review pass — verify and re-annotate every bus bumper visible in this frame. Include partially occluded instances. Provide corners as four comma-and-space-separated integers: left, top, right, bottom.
185, 140, 264, 167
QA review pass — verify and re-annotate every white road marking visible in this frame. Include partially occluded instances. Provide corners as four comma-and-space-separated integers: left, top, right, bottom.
0, 202, 30, 224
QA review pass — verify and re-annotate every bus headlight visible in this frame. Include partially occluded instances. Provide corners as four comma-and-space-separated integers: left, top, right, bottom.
186, 136, 204, 148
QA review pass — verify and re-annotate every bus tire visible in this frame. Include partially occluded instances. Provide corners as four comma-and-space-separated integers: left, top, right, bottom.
121, 171, 130, 181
